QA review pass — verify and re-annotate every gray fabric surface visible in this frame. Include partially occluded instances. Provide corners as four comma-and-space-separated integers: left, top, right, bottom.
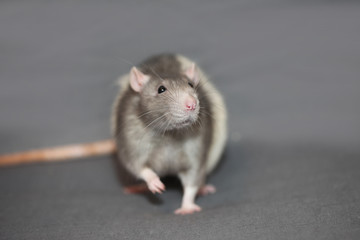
1, 1, 360, 239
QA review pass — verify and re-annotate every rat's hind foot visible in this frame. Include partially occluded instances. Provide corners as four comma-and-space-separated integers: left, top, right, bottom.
197, 184, 216, 196
123, 183, 149, 194
174, 203, 202, 215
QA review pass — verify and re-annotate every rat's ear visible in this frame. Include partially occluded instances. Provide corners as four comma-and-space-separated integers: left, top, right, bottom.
184, 63, 200, 86
130, 67, 150, 92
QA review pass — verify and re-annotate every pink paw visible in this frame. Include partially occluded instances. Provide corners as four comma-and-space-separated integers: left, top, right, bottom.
198, 184, 216, 196
123, 183, 149, 194
147, 177, 165, 194
174, 204, 202, 215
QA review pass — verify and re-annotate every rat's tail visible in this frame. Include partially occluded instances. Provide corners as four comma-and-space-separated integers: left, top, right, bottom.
0, 139, 116, 167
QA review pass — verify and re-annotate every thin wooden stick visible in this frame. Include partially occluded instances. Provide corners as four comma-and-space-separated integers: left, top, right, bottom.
0, 139, 116, 167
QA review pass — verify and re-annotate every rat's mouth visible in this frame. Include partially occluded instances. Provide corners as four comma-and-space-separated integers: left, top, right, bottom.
167, 109, 199, 130
174, 116, 198, 128
178, 119, 192, 126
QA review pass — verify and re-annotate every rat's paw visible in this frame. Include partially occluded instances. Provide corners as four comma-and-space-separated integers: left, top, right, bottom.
123, 183, 149, 194
147, 177, 165, 194
174, 204, 202, 215
198, 184, 216, 196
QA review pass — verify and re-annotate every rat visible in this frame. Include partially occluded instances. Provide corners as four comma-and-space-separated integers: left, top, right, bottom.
112, 54, 227, 214
0, 53, 227, 215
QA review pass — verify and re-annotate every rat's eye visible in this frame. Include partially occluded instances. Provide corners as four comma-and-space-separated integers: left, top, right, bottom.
188, 82, 194, 88
158, 86, 167, 94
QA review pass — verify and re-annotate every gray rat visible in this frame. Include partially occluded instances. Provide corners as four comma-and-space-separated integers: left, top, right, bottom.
112, 54, 227, 215
0, 53, 227, 214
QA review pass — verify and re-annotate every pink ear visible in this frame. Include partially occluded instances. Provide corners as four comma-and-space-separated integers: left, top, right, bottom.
184, 63, 200, 86
130, 67, 150, 92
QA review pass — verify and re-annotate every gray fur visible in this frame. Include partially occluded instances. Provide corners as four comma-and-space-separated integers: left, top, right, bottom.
112, 54, 227, 200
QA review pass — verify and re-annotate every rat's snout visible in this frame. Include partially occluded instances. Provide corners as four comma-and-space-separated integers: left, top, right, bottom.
185, 95, 197, 111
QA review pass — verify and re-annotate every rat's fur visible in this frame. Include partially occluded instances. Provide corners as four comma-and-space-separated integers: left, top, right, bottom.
112, 54, 227, 214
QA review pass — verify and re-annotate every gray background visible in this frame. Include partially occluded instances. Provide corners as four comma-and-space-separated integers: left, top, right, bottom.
1, 0, 359, 239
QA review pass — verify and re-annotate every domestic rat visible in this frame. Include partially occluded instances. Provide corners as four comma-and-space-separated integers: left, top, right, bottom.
0, 53, 227, 215
112, 54, 227, 214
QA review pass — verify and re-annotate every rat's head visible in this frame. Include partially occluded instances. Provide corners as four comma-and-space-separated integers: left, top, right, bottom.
129, 63, 201, 131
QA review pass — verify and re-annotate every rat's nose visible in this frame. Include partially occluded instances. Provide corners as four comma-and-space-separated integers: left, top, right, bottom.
185, 96, 197, 111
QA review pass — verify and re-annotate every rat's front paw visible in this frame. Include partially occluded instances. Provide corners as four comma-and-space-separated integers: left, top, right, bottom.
147, 177, 165, 194
174, 204, 202, 215
198, 184, 216, 196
